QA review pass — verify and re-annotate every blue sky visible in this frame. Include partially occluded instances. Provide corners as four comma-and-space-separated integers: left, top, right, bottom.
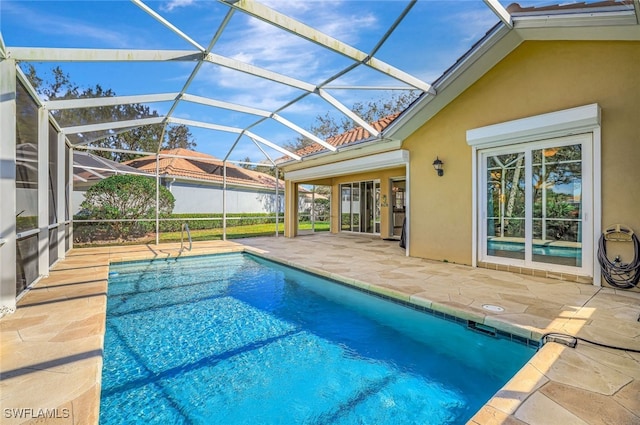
0, 0, 554, 162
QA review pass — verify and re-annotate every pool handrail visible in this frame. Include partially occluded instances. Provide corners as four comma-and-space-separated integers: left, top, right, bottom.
181, 222, 192, 252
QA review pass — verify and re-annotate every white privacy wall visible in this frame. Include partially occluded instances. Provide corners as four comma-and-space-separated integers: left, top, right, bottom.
168, 183, 281, 214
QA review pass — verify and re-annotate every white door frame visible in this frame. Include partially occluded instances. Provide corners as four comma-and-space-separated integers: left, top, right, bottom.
467, 104, 602, 285
478, 134, 593, 276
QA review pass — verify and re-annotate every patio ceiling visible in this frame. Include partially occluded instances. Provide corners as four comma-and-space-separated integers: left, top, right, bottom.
2, 0, 639, 165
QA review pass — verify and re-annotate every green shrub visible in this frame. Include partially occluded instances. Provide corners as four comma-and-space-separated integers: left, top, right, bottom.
159, 213, 279, 232
76, 174, 174, 242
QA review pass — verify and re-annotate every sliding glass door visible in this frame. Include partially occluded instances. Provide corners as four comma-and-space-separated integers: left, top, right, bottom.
480, 134, 591, 274
340, 180, 380, 234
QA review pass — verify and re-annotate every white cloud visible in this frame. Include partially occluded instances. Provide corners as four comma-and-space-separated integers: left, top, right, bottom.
217, 1, 379, 79
1, 0, 200, 48
161, 0, 196, 12
187, 0, 395, 148
2, 2, 133, 47
449, 7, 498, 43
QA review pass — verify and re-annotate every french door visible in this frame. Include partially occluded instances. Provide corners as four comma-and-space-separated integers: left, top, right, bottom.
479, 134, 592, 275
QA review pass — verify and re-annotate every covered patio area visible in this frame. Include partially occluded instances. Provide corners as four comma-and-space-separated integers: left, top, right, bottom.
1, 233, 638, 424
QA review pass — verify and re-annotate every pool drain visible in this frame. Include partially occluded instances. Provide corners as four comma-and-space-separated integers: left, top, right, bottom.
482, 304, 505, 312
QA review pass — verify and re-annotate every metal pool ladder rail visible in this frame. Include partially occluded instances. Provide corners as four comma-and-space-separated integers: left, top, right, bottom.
180, 222, 192, 253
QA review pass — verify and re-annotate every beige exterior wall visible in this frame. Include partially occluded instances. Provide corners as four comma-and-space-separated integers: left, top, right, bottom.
284, 180, 298, 238
404, 40, 640, 265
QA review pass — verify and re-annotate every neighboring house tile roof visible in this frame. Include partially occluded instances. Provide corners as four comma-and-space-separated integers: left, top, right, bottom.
282, 113, 401, 161
124, 148, 284, 190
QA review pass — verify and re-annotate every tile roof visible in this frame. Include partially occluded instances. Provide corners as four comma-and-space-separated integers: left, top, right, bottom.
281, 113, 401, 161
123, 148, 284, 190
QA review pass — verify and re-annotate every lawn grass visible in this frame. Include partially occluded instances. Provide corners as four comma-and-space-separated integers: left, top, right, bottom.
160, 221, 330, 242
74, 221, 330, 247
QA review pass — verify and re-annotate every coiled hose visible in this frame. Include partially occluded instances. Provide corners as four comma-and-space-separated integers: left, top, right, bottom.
597, 231, 640, 289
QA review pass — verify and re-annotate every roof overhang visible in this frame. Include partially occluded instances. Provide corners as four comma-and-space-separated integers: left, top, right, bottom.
278, 137, 402, 174
285, 149, 408, 183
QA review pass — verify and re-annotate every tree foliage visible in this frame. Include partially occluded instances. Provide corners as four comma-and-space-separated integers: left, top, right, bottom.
244, 91, 418, 165
25, 65, 196, 161
78, 174, 175, 240
283, 91, 419, 152
239, 156, 254, 169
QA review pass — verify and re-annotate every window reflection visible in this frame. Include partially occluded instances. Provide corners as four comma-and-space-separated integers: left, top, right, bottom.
16, 81, 41, 294
486, 152, 526, 260
49, 228, 59, 266
16, 81, 39, 234
483, 142, 584, 269
16, 234, 39, 294
532, 144, 582, 267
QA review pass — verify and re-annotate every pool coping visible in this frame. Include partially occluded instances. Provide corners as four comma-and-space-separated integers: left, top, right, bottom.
1, 238, 638, 424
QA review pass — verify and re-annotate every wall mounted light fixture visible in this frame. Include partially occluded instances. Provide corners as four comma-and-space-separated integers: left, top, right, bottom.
432, 157, 444, 177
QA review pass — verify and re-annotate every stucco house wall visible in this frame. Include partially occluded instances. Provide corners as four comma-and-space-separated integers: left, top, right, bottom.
403, 40, 640, 266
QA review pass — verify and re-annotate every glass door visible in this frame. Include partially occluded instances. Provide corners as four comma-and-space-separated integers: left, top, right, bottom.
391, 180, 406, 237
339, 181, 381, 235
480, 134, 591, 275
351, 183, 360, 232
340, 185, 351, 231
532, 144, 583, 267
485, 152, 526, 260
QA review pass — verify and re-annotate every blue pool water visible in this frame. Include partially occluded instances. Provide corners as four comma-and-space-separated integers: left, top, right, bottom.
100, 253, 536, 424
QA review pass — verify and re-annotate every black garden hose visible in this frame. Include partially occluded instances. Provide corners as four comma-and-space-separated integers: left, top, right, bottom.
541, 332, 640, 353
597, 231, 640, 289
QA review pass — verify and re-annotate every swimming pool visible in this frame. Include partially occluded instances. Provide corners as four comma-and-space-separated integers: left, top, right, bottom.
100, 253, 536, 424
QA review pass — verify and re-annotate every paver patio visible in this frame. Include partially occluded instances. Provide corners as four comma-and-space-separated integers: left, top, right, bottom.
1, 233, 638, 424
